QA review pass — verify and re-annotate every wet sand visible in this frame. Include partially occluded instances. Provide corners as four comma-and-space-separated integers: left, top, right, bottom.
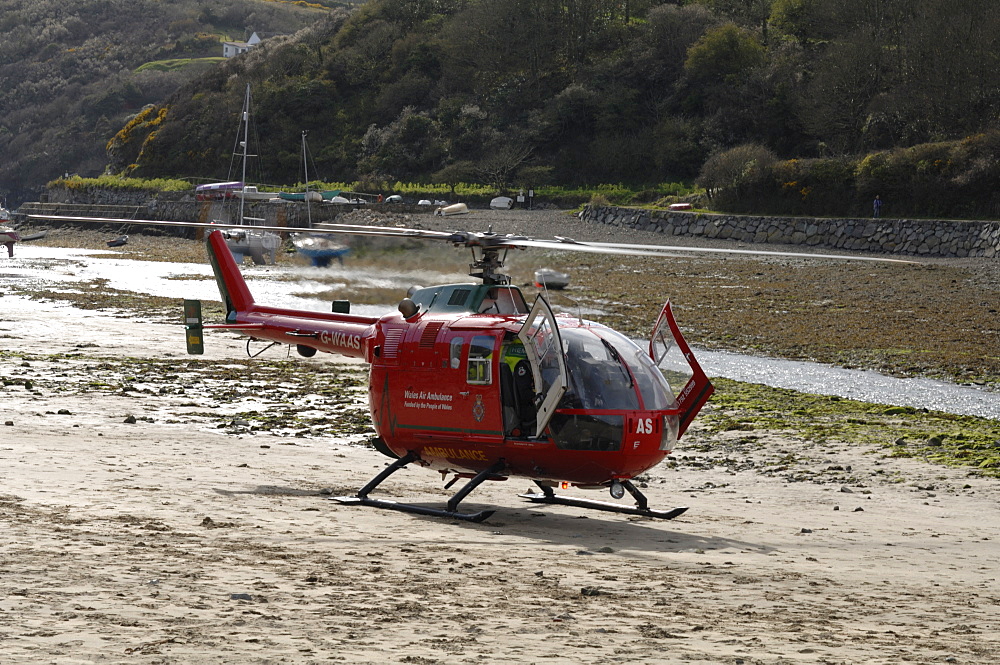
2, 210, 999, 663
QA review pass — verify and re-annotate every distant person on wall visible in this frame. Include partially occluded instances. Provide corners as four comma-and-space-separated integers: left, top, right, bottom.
873, 195, 882, 218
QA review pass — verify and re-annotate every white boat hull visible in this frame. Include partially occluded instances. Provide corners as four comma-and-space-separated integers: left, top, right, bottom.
225, 228, 281, 265
434, 202, 469, 216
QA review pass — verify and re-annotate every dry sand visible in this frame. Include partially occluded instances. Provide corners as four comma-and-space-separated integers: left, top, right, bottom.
1, 211, 999, 664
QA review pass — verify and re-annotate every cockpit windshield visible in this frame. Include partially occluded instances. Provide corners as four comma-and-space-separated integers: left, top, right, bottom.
560, 328, 637, 410
559, 327, 677, 411
596, 328, 678, 411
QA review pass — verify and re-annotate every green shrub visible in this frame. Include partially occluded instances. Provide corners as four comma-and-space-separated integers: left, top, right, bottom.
588, 193, 612, 207
48, 175, 193, 192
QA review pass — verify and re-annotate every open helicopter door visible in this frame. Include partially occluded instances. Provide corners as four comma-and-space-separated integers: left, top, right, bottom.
517, 295, 568, 438
649, 301, 714, 437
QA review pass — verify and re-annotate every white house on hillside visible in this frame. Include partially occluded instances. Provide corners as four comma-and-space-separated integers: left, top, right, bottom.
223, 32, 261, 58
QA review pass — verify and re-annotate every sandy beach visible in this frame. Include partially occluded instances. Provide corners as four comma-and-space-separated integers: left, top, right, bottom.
2, 210, 999, 664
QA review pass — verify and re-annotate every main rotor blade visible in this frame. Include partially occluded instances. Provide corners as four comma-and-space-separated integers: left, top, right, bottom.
499, 237, 684, 257
27, 213, 919, 264
26, 214, 455, 241
312, 221, 455, 240
541, 237, 919, 264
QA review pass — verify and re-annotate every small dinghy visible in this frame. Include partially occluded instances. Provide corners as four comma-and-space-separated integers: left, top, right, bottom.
434, 202, 469, 216
533, 268, 570, 290
107, 235, 129, 248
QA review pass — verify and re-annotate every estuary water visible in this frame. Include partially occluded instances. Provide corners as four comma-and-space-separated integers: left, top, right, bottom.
2, 245, 997, 420
695, 348, 999, 420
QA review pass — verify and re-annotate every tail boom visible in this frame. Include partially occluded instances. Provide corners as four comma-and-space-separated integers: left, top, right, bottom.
205, 229, 378, 359
235, 306, 376, 358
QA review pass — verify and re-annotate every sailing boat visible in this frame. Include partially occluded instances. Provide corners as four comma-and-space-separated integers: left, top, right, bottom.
291, 131, 350, 267
217, 84, 281, 265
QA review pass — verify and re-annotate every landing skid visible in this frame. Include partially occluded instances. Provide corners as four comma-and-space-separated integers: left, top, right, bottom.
332, 451, 504, 523
334, 496, 494, 523
519, 479, 688, 520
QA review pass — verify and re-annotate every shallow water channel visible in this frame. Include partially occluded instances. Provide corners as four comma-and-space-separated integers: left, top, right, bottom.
3, 246, 998, 420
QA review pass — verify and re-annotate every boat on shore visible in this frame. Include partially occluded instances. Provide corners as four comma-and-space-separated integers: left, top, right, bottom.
279, 190, 339, 202
291, 234, 350, 267
289, 131, 354, 267
20, 230, 48, 241
533, 268, 570, 290
195, 181, 243, 201
234, 185, 278, 201
221, 225, 281, 265
1, 205, 18, 256
434, 202, 469, 216
0, 225, 18, 257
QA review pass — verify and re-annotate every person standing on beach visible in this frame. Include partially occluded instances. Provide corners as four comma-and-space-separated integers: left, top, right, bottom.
873, 195, 882, 218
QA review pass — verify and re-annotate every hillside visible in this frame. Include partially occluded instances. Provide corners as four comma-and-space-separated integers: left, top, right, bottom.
0, 0, 349, 205
7, 0, 1000, 216
116, 0, 1000, 211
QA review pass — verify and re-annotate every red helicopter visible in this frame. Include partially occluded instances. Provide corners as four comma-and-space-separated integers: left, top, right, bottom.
30, 213, 911, 522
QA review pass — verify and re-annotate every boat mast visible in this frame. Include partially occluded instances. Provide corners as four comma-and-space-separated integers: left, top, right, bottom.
238, 84, 251, 226
302, 130, 312, 228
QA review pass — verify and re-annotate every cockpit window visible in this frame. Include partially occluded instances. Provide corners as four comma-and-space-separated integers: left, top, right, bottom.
558, 328, 677, 411
478, 287, 529, 315
449, 337, 463, 369
559, 328, 639, 410
597, 329, 677, 410
467, 335, 494, 384
549, 327, 679, 452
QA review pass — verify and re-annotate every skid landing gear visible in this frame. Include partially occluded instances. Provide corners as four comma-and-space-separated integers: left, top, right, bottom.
333, 452, 506, 523
519, 479, 688, 520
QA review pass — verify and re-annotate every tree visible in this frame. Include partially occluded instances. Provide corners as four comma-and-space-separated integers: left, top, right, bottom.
476, 140, 533, 193
358, 107, 446, 180
685, 23, 766, 84
696, 143, 777, 201
770, 0, 840, 43
431, 160, 477, 196
694, 0, 776, 43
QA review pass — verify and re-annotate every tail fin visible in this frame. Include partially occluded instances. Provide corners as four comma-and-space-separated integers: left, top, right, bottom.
206, 230, 255, 319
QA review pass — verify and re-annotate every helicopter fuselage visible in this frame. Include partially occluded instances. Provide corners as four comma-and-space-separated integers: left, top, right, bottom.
368, 306, 682, 485
199, 229, 712, 509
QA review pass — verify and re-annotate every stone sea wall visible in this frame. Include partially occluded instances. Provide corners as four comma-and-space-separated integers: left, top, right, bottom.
19, 187, 1000, 258
583, 206, 1000, 258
